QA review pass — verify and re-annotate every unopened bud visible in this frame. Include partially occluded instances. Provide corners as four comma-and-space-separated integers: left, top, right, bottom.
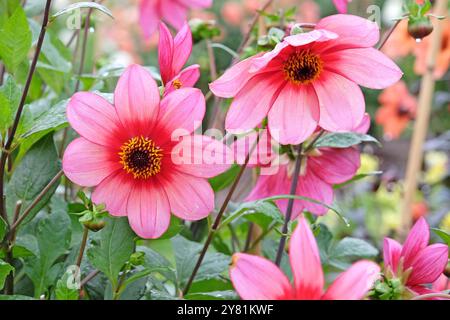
408, 16, 434, 41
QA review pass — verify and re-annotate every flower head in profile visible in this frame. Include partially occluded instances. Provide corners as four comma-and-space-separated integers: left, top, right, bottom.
210, 14, 402, 145
383, 217, 449, 297
332, 0, 352, 13
63, 64, 230, 239
139, 0, 213, 39
376, 81, 417, 140
159, 22, 200, 95
230, 216, 380, 300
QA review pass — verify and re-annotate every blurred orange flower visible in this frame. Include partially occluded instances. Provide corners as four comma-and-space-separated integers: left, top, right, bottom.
376, 81, 417, 140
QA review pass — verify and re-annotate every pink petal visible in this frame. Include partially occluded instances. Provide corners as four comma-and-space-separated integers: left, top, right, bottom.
114, 64, 160, 136
230, 253, 292, 300
322, 260, 380, 300
352, 113, 371, 134
63, 138, 120, 187
246, 166, 290, 202
160, 171, 214, 220
401, 217, 430, 269
225, 72, 285, 134
332, 0, 350, 13
383, 238, 403, 275
139, 0, 160, 39
268, 83, 319, 145
176, 0, 212, 8
316, 14, 380, 50
159, 22, 175, 84
323, 48, 403, 89
407, 244, 448, 286
172, 22, 193, 75
164, 64, 200, 96
231, 130, 275, 168
172, 135, 232, 178
209, 55, 259, 98
158, 88, 205, 137
308, 147, 360, 185
432, 274, 449, 291
160, 0, 187, 30
314, 71, 365, 132
127, 180, 171, 239
296, 171, 333, 215
290, 216, 324, 299
92, 171, 135, 217
66, 92, 124, 147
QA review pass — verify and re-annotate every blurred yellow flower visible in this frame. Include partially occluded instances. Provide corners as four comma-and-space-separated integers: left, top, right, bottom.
425, 151, 448, 185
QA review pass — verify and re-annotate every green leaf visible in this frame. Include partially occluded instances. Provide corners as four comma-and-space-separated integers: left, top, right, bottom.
0, 5, 32, 73
6, 134, 61, 224
21, 99, 68, 138
185, 290, 238, 300
0, 259, 14, 290
315, 132, 380, 149
209, 164, 240, 192
334, 171, 383, 189
431, 228, 450, 246
221, 201, 283, 230
51, 2, 114, 20
158, 216, 185, 240
23, 207, 71, 297
87, 217, 136, 288
0, 216, 6, 242
55, 272, 79, 300
0, 92, 12, 135
0, 75, 21, 135
328, 237, 378, 270
0, 294, 34, 300
172, 236, 229, 288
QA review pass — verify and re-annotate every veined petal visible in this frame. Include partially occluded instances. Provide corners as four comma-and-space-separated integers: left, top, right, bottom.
139, 0, 160, 39
66, 92, 123, 147
296, 171, 333, 215
290, 216, 324, 299
177, 0, 212, 8
308, 147, 360, 185
160, 0, 187, 30
383, 238, 403, 275
172, 22, 193, 75
322, 260, 380, 300
158, 88, 205, 137
401, 217, 430, 269
172, 135, 232, 178
63, 138, 121, 187
323, 48, 403, 89
114, 64, 160, 135
407, 244, 448, 286
316, 14, 380, 50
225, 72, 285, 134
209, 55, 260, 98
159, 22, 175, 84
160, 171, 214, 220
230, 253, 293, 300
127, 180, 171, 239
164, 64, 200, 96
92, 171, 134, 217
268, 83, 319, 145
314, 71, 365, 132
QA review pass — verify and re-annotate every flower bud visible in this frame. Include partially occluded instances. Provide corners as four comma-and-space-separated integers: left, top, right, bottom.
407, 16, 434, 41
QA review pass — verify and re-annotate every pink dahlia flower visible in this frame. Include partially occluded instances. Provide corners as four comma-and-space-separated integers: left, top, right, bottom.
63, 64, 231, 239
383, 218, 449, 296
233, 129, 361, 217
333, 0, 352, 13
159, 22, 200, 95
139, 0, 213, 39
230, 216, 380, 300
210, 14, 402, 145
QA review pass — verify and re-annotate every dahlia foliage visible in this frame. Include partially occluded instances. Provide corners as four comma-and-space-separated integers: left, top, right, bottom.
0, 0, 448, 302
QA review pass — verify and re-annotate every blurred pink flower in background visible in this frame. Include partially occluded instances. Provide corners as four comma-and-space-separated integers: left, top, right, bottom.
139, 0, 213, 39
159, 22, 200, 95
210, 15, 402, 145
383, 217, 449, 297
230, 216, 380, 300
63, 64, 230, 238
332, 0, 352, 13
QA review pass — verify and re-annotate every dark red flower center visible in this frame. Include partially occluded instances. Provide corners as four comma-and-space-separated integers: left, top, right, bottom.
119, 136, 163, 179
283, 50, 323, 84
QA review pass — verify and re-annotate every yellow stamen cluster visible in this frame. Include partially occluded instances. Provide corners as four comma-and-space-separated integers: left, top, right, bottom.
119, 136, 163, 179
283, 50, 323, 85
173, 78, 183, 89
